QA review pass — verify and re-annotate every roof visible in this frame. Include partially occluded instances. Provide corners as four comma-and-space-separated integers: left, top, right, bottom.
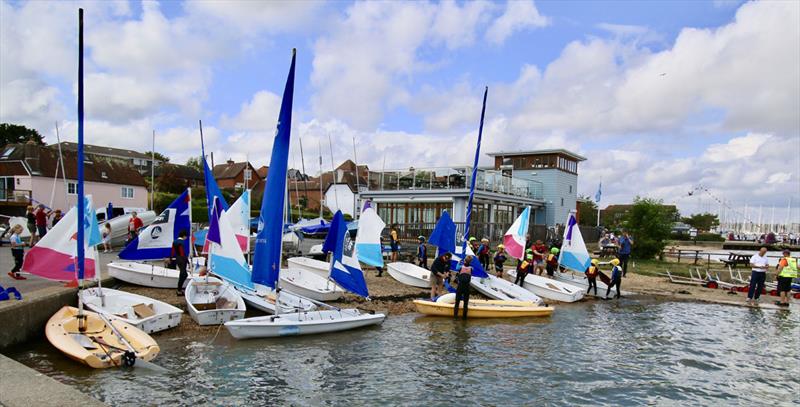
54, 141, 154, 161
0, 143, 146, 186
256, 166, 268, 179
486, 149, 587, 162
154, 163, 203, 180
0, 161, 29, 176
212, 161, 251, 180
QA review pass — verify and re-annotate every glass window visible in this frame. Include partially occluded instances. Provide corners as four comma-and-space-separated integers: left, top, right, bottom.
67, 182, 77, 195
121, 186, 134, 199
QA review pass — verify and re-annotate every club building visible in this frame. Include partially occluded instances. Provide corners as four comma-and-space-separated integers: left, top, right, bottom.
359, 149, 586, 239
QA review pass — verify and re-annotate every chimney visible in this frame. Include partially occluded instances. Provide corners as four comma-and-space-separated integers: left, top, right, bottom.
227, 158, 234, 165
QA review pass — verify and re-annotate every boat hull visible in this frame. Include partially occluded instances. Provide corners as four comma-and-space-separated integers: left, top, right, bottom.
506, 270, 585, 303
235, 284, 317, 314
386, 262, 431, 288
185, 277, 246, 326
45, 306, 159, 369
287, 257, 330, 278
413, 298, 553, 318
554, 272, 610, 298
279, 268, 344, 302
79, 288, 183, 334
225, 309, 385, 339
470, 275, 543, 304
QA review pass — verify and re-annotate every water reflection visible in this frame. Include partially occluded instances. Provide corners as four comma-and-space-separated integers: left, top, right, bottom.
9, 300, 799, 406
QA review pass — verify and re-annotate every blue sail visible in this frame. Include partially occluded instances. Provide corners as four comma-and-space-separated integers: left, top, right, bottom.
326, 211, 369, 298
459, 87, 489, 279
251, 49, 296, 289
200, 126, 229, 220
119, 190, 191, 260
428, 211, 456, 257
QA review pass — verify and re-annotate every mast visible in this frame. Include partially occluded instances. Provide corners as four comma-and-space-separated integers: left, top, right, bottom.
352, 135, 360, 219
318, 140, 323, 219
460, 87, 488, 268
76, 8, 86, 327
328, 133, 339, 213
299, 137, 309, 218
151, 130, 156, 211
54, 123, 69, 209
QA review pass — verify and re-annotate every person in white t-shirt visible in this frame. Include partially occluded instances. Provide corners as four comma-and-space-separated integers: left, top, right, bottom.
747, 247, 769, 305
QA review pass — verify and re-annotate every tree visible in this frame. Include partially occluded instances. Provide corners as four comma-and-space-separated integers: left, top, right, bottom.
576, 195, 598, 226
623, 196, 676, 259
186, 156, 203, 172
0, 123, 44, 147
143, 151, 170, 163
681, 213, 719, 232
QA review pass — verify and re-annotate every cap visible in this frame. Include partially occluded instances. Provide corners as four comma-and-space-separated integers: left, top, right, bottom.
610, 258, 620, 265
550, 247, 560, 254
591, 259, 599, 265
497, 244, 504, 249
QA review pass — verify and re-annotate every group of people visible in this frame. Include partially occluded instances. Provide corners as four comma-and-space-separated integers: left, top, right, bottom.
746, 247, 797, 307
24, 204, 62, 245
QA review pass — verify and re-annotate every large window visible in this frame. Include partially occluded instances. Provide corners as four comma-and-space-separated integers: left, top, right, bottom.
121, 186, 134, 199
377, 202, 452, 225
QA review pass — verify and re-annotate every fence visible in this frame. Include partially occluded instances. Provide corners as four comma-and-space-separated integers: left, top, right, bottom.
386, 222, 601, 246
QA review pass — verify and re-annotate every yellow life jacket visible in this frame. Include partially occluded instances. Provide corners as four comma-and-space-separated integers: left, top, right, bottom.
779, 257, 798, 278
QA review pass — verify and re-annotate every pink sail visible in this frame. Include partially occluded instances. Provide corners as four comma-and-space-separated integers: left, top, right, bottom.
502, 207, 531, 260
22, 204, 97, 281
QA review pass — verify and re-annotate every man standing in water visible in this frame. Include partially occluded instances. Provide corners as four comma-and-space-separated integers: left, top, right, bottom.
171, 229, 189, 296
454, 255, 473, 319
775, 249, 796, 307
747, 247, 769, 305
618, 231, 634, 276
429, 252, 451, 300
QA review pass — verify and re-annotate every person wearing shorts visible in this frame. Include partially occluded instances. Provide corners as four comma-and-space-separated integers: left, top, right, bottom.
775, 249, 797, 307
429, 252, 451, 300
389, 225, 399, 262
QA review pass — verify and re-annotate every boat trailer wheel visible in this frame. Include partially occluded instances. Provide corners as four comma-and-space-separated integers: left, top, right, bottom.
122, 351, 136, 367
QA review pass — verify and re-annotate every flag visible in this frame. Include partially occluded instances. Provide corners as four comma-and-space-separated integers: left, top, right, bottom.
503, 207, 530, 260
119, 189, 191, 260
595, 182, 602, 203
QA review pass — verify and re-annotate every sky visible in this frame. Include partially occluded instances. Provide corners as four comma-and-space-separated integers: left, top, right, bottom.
1, 0, 798, 225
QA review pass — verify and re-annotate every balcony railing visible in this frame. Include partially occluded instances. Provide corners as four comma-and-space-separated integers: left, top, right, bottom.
0, 189, 32, 204
367, 167, 542, 200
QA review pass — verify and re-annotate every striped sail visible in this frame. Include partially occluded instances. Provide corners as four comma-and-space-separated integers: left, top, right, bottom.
558, 212, 591, 272
503, 206, 530, 260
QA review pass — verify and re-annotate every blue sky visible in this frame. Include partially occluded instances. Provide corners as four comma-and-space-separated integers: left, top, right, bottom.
1, 0, 798, 224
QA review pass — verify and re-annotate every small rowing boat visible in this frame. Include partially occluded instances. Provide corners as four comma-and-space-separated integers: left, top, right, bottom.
413, 293, 553, 318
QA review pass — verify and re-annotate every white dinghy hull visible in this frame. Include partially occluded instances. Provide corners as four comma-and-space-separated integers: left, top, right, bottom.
185, 276, 246, 326
279, 268, 344, 302
470, 275, 543, 304
107, 259, 203, 289
554, 272, 610, 297
79, 287, 183, 334
386, 262, 431, 288
234, 283, 317, 314
225, 309, 385, 339
506, 270, 585, 303
287, 257, 330, 278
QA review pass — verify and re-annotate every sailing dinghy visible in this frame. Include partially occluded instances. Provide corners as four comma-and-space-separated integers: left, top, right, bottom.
43, 14, 159, 368
185, 275, 246, 325
225, 53, 384, 338
506, 269, 585, 302
80, 287, 182, 333
553, 211, 608, 296
279, 268, 344, 301
413, 294, 553, 318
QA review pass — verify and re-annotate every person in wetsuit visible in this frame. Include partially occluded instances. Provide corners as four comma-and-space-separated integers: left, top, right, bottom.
454, 255, 474, 319
605, 258, 622, 299
171, 229, 189, 296
586, 258, 600, 296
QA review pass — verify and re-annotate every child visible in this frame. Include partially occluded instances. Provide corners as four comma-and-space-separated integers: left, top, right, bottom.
515, 254, 534, 287
586, 258, 599, 296
454, 255, 473, 319
478, 238, 491, 270
545, 247, 560, 278
493, 245, 507, 278
102, 223, 112, 253
606, 258, 622, 299
417, 236, 428, 269
8, 225, 27, 280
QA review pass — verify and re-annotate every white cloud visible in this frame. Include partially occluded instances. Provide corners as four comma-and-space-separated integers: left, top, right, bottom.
221, 90, 282, 132
431, 0, 495, 49
485, 0, 550, 44
703, 133, 771, 163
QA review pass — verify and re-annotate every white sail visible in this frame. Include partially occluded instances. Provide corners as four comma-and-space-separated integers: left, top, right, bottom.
558, 211, 591, 273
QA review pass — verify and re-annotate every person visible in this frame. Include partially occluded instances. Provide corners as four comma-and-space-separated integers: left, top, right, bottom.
376, 236, 385, 277
102, 223, 112, 253
532, 240, 547, 275
128, 211, 144, 243
51, 209, 63, 227
617, 231, 634, 277
515, 254, 534, 286
493, 245, 507, 278
416, 236, 428, 269
545, 247, 560, 278
774, 249, 796, 307
389, 224, 399, 262
586, 258, 600, 296
171, 229, 189, 296
429, 252, 452, 300
7, 225, 27, 280
25, 206, 36, 245
454, 255, 473, 319
34, 204, 49, 239
478, 238, 491, 270
747, 247, 769, 305
606, 258, 622, 299
468, 236, 479, 254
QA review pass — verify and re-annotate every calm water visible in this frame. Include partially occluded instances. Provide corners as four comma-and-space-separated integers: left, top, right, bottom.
10, 300, 800, 406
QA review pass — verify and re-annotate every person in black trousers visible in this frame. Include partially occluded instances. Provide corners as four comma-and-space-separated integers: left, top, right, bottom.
454, 255, 474, 319
605, 258, 622, 299
515, 254, 534, 286
172, 230, 189, 295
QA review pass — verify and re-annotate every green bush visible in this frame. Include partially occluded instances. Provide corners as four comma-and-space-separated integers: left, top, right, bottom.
624, 197, 676, 260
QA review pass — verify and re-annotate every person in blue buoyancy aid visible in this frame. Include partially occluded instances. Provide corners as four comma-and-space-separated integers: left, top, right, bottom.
417, 236, 428, 269
606, 258, 622, 299
454, 255, 474, 319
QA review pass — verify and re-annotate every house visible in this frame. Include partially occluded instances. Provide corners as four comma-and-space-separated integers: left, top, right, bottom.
0, 142, 148, 217
54, 141, 162, 174
487, 149, 586, 226
287, 160, 368, 217
212, 160, 262, 190
154, 163, 204, 193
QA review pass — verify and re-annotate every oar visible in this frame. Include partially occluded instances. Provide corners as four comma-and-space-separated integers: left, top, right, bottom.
95, 312, 166, 371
